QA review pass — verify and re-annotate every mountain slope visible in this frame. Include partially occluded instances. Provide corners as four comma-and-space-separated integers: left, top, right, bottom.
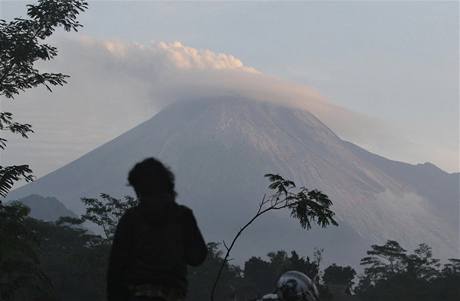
344, 141, 459, 231
9, 98, 459, 265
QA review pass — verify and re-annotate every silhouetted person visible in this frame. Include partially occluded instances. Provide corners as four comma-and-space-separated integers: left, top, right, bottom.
107, 158, 207, 301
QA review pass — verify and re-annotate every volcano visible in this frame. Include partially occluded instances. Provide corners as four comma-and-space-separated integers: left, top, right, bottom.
9, 97, 459, 265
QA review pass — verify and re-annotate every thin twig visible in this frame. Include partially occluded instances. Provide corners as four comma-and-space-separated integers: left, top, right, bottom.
210, 192, 293, 301
223, 241, 230, 251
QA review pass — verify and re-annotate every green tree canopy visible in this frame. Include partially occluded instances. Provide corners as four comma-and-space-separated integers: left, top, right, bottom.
0, 1, 87, 299
80, 194, 138, 241
355, 240, 459, 301
0, 0, 88, 198
323, 263, 356, 295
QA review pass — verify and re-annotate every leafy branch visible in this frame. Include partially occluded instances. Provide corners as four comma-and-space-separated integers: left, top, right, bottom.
210, 174, 338, 301
0, 1, 87, 299
0, 165, 34, 198
0, 112, 34, 150
0, 0, 88, 98
80, 194, 138, 241
0, 0, 88, 201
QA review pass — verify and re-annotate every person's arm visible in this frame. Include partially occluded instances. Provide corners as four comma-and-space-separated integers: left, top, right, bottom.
182, 208, 207, 266
107, 211, 133, 301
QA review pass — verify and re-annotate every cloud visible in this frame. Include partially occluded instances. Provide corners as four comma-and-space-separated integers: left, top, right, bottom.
158, 41, 259, 73
79, 37, 259, 73
2, 35, 458, 180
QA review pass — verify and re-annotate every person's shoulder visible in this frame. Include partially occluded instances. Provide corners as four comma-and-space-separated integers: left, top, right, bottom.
175, 204, 199, 222
175, 204, 194, 216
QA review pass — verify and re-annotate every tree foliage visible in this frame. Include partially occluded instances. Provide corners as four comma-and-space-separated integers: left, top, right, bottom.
0, 0, 87, 198
6, 201, 458, 301
80, 194, 138, 241
0, 202, 55, 301
264, 174, 338, 229
0, 165, 34, 198
323, 264, 356, 294
0, 0, 87, 98
0, 1, 87, 299
355, 240, 459, 301
359, 240, 407, 283
27, 216, 108, 301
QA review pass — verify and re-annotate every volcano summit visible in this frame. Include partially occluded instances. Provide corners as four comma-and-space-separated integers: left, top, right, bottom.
10, 98, 459, 265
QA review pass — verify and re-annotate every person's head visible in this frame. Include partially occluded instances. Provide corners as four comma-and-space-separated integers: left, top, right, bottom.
128, 157, 176, 198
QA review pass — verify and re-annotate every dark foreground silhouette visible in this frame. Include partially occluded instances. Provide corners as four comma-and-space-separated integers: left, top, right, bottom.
107, 158, 207, 301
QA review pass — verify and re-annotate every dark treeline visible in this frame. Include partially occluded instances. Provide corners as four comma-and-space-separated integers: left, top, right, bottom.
1, 199, 458, 301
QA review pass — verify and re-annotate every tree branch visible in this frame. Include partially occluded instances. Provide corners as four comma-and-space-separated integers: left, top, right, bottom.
210, 174, 337, 301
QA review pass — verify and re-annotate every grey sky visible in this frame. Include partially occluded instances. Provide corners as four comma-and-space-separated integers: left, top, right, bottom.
1, 0, 458, 172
